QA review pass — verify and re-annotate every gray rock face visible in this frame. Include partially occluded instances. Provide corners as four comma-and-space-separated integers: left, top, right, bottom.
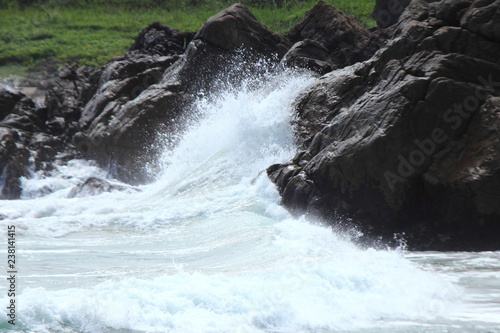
281, 39, 336, 75
72, 52, 181, 184
269, 0, 500, 250
286, 1, 377, 68
0, 127, 30, 199
0, 88, 55, 199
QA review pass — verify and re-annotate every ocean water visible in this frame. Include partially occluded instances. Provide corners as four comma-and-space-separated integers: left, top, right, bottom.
1, 68, 499, 333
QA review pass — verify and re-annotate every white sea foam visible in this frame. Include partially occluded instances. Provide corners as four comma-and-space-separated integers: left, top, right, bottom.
20, 159, 110, 200
2, 219, 460, 333
0, 64, 497, 333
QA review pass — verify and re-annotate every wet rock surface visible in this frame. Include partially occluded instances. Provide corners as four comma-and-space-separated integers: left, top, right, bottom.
72, 3, 291, 184
269, 0, 500, 250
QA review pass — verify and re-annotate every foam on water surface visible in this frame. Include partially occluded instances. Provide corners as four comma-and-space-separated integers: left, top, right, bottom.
0, 65, 498, 333
2, 218, 461, 333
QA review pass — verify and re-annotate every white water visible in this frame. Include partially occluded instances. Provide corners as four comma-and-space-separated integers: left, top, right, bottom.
1, 68, 499, 333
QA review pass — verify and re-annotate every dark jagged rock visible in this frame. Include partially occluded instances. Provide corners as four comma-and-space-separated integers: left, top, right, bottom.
3, 4, 289, 194
129, 21, 195, 56
0, 127, 30, 199
0, 90, 24, 120
0, 89, 41, 199
195, 3, 290, 56
287, 1, 376, 68
0, 88, 45, 132
67, 176, 138, 198
72, 51, 186, 184
0, 68, 99, 199
45, 64, 103, 132
77, 53, 179, 131
73, 3, 290, 184
281, 39, 336, 75
269, 0, 500, 250
1, 17, 196, 191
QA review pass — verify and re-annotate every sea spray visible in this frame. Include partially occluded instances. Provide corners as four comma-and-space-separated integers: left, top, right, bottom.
0, 66, 468, 333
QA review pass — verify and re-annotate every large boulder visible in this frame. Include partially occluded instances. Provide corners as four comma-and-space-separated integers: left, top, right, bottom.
269, 0, 500, 250
73, 3, 291, 184
286, 1, 377, 68
44, 64, 103, 143
129, 21, 195, 56
195, 3, 290, 55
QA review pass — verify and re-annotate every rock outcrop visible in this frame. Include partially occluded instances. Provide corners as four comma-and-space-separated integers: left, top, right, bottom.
287, 1, 379, 68
72, 52, 181, 183
0, 88, 50, 199
195, 3, 290, 55
269, 0, 500, 250
0, 63, 107, 200
2, 3, 294, 196
129, 22, 195, 56
2, 3, 386, 194
73, 3, 291, 184
0, 127, 30, 199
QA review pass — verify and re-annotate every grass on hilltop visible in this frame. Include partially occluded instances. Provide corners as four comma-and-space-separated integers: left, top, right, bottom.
0, 0, 376, 77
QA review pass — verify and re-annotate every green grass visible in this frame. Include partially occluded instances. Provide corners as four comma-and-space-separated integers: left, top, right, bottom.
0, 63, 27, 77
0, 0, 375, 78
252, 0, 376, 32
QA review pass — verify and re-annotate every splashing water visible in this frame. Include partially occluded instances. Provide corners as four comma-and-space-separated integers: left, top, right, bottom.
0, 64, 498, 333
